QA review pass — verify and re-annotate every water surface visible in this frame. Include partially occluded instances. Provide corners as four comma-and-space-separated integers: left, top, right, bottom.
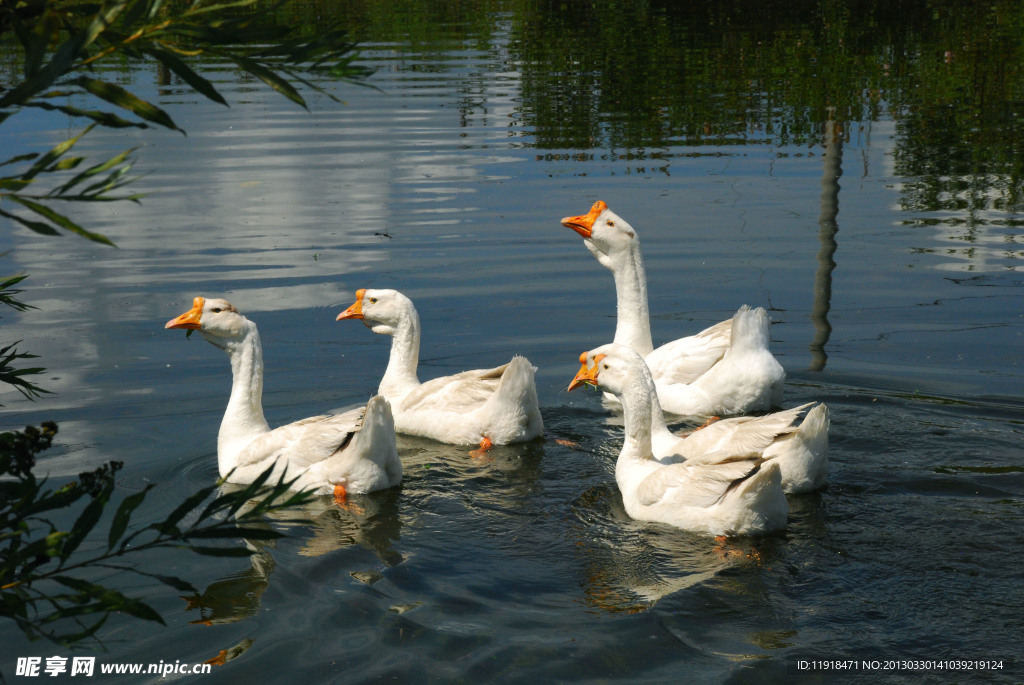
2, 2, 1022, 683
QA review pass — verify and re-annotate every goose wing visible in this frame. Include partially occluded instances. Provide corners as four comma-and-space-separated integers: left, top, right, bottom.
645, 318, 732, 386
234, 406, 365, 471
678, 403, 814, 462
636, 455, 762, 509
397, 362, 508, 414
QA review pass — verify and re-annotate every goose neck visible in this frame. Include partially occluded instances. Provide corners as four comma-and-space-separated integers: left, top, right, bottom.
617, 373, 656, 462
648, 395, 677, 446
380, 306, 422, 396
610, 249, 654, 356
216, 321, 271, 473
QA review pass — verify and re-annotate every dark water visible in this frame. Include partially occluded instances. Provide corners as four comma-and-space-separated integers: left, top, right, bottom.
3, 1, 1023, 682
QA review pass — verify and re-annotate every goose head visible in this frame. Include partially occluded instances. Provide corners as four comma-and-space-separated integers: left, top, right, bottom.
165, 296, 251, 350
337, 288, 413, 336
561, 200, 639, 269
568, 343, 647, 396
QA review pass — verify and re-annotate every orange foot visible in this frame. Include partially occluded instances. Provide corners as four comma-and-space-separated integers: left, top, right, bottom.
554, 438, 579, 448
469, 436, 494, 459
205, 650, 228, 666
333, 483, 348, 505
712, 537, 767, 565
333, 483, 366, 514
712, 535, 745, 560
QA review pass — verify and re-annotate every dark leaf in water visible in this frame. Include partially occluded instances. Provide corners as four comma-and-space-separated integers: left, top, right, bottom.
8, 196, 116, 246
71, 76, 183, 133
141, 45, 228, 107
107, 486, 155, 551
222, 53, 307, 108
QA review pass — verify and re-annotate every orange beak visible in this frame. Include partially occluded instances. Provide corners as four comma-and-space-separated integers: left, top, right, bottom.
568, 351, 604, 391
336, 289, 366, 321
165, 296, 205, 329
560, 200, 607, 239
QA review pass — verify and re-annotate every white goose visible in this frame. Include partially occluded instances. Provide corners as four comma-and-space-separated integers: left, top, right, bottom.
569, 343, 788, 536
578, 351, 829, 493
165, 297, 401, 497
561, 200, 785, 417
337, 288, 543, 448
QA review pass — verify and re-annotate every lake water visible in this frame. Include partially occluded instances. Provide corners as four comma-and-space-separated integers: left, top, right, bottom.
2, 2, 1023, 683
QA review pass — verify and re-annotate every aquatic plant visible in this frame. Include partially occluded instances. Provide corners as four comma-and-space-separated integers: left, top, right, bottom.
0, 422, 315, 647
0, 276, 47, 405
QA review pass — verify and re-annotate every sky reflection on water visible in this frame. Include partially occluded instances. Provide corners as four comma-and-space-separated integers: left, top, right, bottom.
2, 3, 1024, 682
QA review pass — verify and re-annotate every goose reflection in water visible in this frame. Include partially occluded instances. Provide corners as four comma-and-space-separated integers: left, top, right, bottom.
570, 481, 776, 614
183, 487, 404, 629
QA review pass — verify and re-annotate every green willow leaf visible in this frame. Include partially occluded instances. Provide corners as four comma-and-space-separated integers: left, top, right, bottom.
48, 575, 96, 593
16, 530, 68, 562
42, 614, 109, 646
0, 179, 34, 191
78, 165, 136, 197
60, 488, 112, 561
49, 157, 85, 172
77, 1, 132, 54
0, 274, 31, 295
0, 153, 40, 168
201, 468, 274, 522
274, 68, 342, 106
71, 76, 183, 133
120, 0, 154, 29
50, 577, 165, 625
16, 14, 50, 77
155, 483, 219, 535
104, 567, 196, 593
0, 208, 62, 237
142, 45, 228, 106
107, 486, 155, 551
0, 0, 129, 108
116, 596, 165, 623
223, 53, 306, 108
26, 100, 151, 129
0, 43, 79, 108
21, 125, 95, 181
54, 149, 136, 196
7, 197, 116, 246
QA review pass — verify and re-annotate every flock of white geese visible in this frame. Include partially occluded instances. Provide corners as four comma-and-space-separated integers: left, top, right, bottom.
165, 200, 829, 537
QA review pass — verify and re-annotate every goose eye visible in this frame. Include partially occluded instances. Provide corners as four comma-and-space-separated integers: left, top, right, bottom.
211, 308, 222, 313
603, 363, 609, 370
606, 220, 615, 227
369, 298, 378, 303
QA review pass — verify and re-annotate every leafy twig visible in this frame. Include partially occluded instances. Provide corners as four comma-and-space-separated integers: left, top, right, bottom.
0, 422, 316, 647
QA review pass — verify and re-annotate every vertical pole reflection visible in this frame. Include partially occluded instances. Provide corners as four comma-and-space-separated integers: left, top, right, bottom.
809, 115, 842, 371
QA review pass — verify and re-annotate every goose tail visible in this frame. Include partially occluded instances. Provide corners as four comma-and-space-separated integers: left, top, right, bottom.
763, 402, 830, 493
342, 395, 401, 489
486, 356, 543, 442
728, 305, 771, 353
723, 461, 788, 534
